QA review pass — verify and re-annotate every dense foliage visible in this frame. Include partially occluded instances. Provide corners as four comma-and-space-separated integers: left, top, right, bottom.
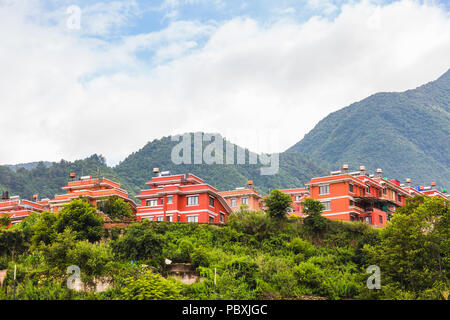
0, 195, 447, 300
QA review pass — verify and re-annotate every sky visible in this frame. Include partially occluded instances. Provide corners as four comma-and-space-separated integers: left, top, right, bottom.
0, 0, 449, 166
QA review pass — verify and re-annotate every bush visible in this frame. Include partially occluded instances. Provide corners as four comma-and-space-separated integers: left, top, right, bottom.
118, 270, 184, 300
191, 247, 211, 268
289, 238, 316, 258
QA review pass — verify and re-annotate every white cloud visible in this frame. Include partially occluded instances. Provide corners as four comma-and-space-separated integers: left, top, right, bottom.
0, 0, 449, 166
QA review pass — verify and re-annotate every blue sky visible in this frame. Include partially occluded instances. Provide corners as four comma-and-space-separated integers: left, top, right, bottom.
0, 0, 449, 165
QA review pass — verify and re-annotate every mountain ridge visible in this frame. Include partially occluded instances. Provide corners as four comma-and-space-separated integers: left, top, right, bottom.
287, 68, 450, 187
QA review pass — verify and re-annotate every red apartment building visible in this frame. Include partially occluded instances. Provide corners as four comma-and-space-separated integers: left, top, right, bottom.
0, 192, 48, 225
48, 175, 137, 214
136, 171, 232, 224
305, 166, 410, 227
219, 181, 263, 212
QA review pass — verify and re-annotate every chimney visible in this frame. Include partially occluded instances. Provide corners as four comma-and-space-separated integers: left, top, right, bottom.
247, 180, 254, 189
431, 182, 436, 190
153, 168, 161, 177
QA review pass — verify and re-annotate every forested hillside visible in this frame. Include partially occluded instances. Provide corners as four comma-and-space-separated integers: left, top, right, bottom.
0, 135, 326, 200
288, 69, 450, 188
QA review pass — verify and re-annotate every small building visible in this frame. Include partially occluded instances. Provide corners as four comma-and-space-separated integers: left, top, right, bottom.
219, 181, 263, 212
135, 170, 232, 223
279, 188, 309, 216
48, 175, 136, 214
0, 192, 46, 225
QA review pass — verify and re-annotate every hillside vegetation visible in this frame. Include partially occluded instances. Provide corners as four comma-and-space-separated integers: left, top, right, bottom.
0, 195, 448, 300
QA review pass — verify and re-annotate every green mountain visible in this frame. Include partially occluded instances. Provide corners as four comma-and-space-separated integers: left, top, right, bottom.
5, 162, 53, 172
115, 133, 326, 195
0, 135, 327, 201
287, 69, 450, 189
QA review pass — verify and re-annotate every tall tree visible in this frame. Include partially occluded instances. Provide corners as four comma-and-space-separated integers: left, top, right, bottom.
264, 189, 292, 220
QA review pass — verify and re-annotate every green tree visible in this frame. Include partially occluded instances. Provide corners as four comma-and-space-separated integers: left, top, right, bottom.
97, 196, 134, 221
31, 211, 58, 246
302, 198, 328, 236
111, 221, 166, 262
362, 196, 449, 298
0, 216, 11, 228
55, 199, 103, 243
0, 228, 28, 259
264, 189, 292, 220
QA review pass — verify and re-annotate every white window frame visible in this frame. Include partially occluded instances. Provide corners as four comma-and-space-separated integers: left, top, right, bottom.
187, 215, 199, 223
321, 201, 331, 211
187, 195, 199, 206
231, 198, 237, 207
349, 184, 354, 193
220, 212, 225, 223
156, 216, 164, 222
209, 195, 215, 208
319, 185, 330, 195
147, 199, 158, 207
167, 196, 173, 204
242, 197, 249, 205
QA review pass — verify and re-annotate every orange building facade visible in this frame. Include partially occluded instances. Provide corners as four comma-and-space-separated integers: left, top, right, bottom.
48, 176, 137, 214
136, 172, 232, 224
279, 188, 309, 216
219, 184, 263, 212
0, 192, 48, 225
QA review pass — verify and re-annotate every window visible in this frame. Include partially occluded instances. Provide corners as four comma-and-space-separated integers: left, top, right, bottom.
147, 199, 158, 207
379, 215, 383, 224
349, 184, 354, 193
209, 216, 214, 223
220, 212, 225, 223
365, 216, 372, 224
319, 185, 330, 195
350, 200, 354, 207
187, 196, 199, 206
187, 216, 198, 223
242, 197, 249, 205
157, 216, 164, 222
167, 196, 173, 204
295, 195, 301, 201
167, 216, 172, 222
383, 188, 387, 195
366, 186, 371, 194
231, 198, 237, 207
322, 201, 331, 211
392, 191, 396, 201
209, 196, 215, 207
397, 194, 402, 203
